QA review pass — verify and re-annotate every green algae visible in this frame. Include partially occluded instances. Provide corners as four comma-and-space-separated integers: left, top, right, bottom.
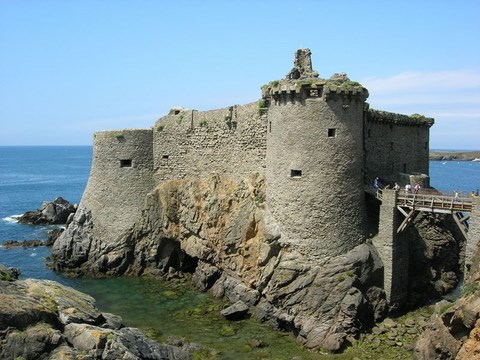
71, 276, 424, 359
72, 277, 321, 359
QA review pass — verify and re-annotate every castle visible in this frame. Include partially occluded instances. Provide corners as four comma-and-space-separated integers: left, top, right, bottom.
81, 49, 434, 260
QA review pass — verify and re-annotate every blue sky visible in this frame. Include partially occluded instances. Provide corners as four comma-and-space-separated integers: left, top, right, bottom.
1, 0, 479, 149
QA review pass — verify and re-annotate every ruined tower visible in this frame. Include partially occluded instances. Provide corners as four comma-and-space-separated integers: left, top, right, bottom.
262, 49, 369, 258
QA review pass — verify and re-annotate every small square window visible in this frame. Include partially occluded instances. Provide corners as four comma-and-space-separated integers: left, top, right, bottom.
162, 155, 169, 159
290, 169, 302, 178
328, 128, 336, 138
120, 159, 132, 168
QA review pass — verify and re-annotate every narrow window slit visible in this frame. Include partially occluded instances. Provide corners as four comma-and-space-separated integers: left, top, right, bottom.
290, 169, 302, 178
120, 159, 132, 168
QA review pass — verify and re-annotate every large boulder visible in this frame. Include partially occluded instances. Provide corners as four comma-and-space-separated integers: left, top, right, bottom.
17, 197, 77, 225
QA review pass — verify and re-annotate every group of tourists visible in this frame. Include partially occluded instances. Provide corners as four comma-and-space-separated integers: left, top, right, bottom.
373, 177, 421, 195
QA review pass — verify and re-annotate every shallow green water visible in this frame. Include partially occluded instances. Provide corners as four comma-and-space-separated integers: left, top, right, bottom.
71, 277, 321, 360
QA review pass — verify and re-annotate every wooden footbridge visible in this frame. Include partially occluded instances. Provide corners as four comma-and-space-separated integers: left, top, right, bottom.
376, 189, 473, 238
370, 187, 479, 307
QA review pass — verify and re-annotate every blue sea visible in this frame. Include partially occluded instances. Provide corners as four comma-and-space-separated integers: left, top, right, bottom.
0, 146, 479, 358
0, 146, 92, 281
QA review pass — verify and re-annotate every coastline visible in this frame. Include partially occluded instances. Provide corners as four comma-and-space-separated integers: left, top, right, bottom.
429, 151, 480, 161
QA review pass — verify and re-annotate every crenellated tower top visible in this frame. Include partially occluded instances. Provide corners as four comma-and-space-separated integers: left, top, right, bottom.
262, 48, 369, 103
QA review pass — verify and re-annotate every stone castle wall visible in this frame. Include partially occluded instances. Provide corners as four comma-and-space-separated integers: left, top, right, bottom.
264, 84, 368, 258
364, 110, 433, 186
79, 129, 154, 242
78, 49, 434, 261
152, 102, 267, 185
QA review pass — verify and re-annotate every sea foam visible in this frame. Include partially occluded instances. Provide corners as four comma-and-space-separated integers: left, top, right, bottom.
2, 215, 21, 223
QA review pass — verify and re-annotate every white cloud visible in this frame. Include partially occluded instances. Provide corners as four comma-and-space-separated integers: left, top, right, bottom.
362, 69, 480, 93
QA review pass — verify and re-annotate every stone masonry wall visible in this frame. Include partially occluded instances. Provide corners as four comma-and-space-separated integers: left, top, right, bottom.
152, 102, 267, 185
364, 110, 433, 186
79, 129, 154, 243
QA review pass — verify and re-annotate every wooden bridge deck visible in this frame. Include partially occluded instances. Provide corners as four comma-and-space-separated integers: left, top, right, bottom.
374, 189, 473, 236
382, 191, 472, 214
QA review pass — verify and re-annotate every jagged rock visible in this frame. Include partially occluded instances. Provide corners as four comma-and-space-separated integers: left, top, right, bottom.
408, 213, 462, 306
191, 261, 220, 291
46, 227, 64, 246
51, 207, 96, 274
17, 197, 77, 225
414, 281, 480, 358
2, 239, 44, 248
0, 264, 20, 281
414, 315, 462, 359
0, 273, 191, 360
0, 322, 63, 360
101, 312, 123, 330
221, 300, 249, 320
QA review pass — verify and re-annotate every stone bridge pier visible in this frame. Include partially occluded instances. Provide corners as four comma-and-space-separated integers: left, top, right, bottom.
373, 189, 480, 308
373, 190, 409, 308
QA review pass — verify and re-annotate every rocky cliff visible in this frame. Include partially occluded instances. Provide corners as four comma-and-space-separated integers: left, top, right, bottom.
52, 174, 389, 351
51, 173, 466, 353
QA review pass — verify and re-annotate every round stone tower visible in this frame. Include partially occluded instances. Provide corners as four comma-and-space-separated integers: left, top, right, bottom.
79, 129, 154, 244
263, 49, 369, 258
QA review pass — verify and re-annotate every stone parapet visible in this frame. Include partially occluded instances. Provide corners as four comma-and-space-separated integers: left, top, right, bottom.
367, 109, 434, 128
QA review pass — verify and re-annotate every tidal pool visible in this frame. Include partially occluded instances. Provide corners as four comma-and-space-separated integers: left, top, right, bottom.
70, 276, 320, 359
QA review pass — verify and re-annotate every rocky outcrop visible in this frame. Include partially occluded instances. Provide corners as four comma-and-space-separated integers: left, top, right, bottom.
52, 174, 389, 351
414, 233, 480, 360
2, 239, 44, 248
429, 151, 480, 162
0, 275, 191, 360
51, 173, 467, 352
0, 264, 20, 281
408, 213, 463, 306
413, 295, 480, 359
17, 197, 77, 225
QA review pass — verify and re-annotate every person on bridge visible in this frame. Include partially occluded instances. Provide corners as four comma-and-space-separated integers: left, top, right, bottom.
414, 182, 421, 194
393, 182, 400, 191
405, 184, 412, 194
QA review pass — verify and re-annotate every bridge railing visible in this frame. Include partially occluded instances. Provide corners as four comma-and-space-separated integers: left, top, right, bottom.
396, 192, 472, 212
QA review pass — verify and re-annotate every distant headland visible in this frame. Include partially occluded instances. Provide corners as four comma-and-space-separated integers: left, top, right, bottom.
430, 150, 480, 161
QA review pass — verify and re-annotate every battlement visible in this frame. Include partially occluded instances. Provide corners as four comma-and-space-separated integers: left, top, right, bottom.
367, 109, 434, 127
261, 78, 369, 103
